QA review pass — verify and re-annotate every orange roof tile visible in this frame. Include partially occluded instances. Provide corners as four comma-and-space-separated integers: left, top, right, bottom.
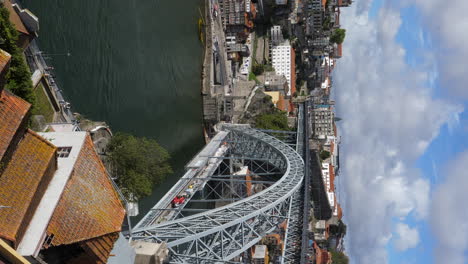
0, 130, 57, 245
0, 49, 11, 91
81, 232, 119, 264
0, 49, 11, 74
337, 203, 343, 219
329, 165, 335, 192
322, 0, 328, 8
314, 242, 331, 264
0, 89, 31, 163
46, 134, 125, 246
4, 0, 29, 35
277, 93, 286, 112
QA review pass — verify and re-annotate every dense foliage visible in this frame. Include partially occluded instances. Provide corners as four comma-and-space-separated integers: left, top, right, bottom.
320, 150, 331, 160
0, 6, 35, 104
107, 132, 173, 201
330, 220, 347, 236
252, 63, 264, 75
255, 111, 290, 131
330, 28, 346, 44
330, 250, 349, 264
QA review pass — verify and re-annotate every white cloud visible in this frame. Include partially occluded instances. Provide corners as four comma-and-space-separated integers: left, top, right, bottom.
394, 223, 420, 251
447, 111, 461, 135
410, 0, 468, 98
334, 3, 463, 264
431, 151, 468, 264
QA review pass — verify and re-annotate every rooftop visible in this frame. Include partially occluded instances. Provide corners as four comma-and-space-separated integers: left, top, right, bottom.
45, 133, 125, 246
81, 233, 120, 263
0, 130, 56, 245
0, 49, 11, 74
253, 245, 267, 259
0, 90, 31, 162
17, 132, 88, 256
4, 0, 29, 35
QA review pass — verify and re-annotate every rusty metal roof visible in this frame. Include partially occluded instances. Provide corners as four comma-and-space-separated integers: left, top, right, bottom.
0, 130, 57, 244
46, 134, 125, 246
0, 90, 31, 162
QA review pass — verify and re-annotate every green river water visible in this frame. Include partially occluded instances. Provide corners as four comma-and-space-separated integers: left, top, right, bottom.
22, 0, 205, 223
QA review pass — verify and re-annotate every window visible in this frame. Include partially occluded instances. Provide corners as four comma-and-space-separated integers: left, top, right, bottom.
57, 147, 72, 158
43, 234, 55, 247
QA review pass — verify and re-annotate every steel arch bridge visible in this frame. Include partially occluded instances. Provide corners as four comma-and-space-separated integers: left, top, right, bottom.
131, 120, 305, 263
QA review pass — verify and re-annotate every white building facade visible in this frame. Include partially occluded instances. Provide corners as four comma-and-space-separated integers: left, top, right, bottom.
271, 43, 292, 96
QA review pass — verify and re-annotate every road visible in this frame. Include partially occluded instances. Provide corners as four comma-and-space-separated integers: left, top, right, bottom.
211, 0, 232, 95
25, 40, 76, 123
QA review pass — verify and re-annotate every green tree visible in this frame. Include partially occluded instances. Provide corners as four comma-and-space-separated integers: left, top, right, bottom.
248, 72, 257, 82
255, 111, 290, 131
320, 150, 331, 160
330, 250, 349, 264
322, 17, 331, 30
107, 132, 173, 201
330, 29, 346, 44
252, 63, 264, 75
0, 6, 35, 104
329, 220, 347, 236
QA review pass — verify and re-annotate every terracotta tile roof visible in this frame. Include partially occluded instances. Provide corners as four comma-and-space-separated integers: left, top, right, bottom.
0, 90, 31, 162
322, 0, 328, 8
337, 203, 343, 219
0, 130, 57, 245
0, 49, 11, 74
81, 232, 119, 264
0, 49, 11, 92
314, 241, 331, 264
329, 165, 335, 192
46, 134, 125, 246
4, 0, 29, 35
277, 93, 286, 112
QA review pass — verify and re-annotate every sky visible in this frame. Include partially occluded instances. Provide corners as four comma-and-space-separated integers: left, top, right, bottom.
333, 0, 468, 263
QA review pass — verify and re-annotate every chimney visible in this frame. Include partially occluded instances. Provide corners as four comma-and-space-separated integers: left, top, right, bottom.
0, 49, 12, 93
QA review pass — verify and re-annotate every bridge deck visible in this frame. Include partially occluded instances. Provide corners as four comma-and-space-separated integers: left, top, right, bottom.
132, 121, 307, 263
134, 131, 229, 229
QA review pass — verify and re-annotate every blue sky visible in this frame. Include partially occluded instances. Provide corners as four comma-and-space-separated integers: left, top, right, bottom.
334, 0, 468, 263
396, 4, 468, 263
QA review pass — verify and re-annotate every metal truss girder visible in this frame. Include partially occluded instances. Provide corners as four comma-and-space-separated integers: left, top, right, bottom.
257, 129, 298, 134
132, 125, 305, 262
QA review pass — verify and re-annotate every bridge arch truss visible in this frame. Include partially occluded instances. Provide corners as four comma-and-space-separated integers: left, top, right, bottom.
131, 125, 305, 263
